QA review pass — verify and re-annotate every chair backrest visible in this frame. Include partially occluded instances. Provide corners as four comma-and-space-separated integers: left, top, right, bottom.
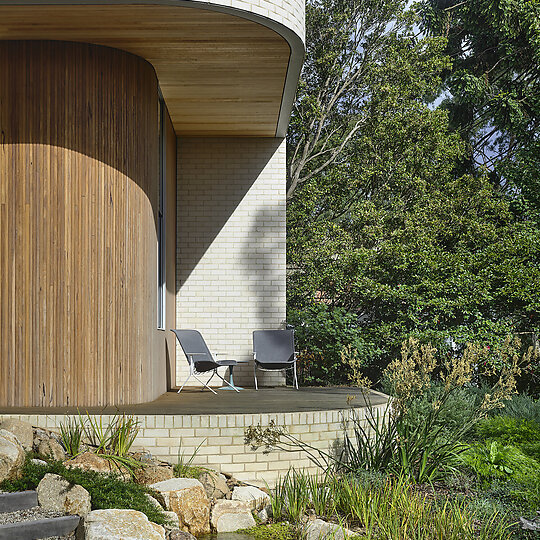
171, 329, 218, 372
253, 330, 295, 364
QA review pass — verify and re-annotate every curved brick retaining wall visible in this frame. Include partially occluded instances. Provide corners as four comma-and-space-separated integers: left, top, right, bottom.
1, 403, 386, 485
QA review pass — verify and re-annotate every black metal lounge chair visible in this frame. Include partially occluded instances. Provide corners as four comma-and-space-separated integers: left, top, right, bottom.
252, 330, 298, 390
171, 329, 239, 394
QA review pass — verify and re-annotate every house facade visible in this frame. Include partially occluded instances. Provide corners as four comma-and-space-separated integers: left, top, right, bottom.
0, 1, 305, 407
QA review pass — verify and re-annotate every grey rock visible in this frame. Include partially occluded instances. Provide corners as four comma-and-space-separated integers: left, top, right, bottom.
305, 518, 356, 540
0, 429, 24, 483
216, 511, 256, 532
167, 530, 196, 540
163, 510, 180, 528
31, 458, 48, 466
0, 419, 34, 451
150, 478, 210, 537
37, 473, 91, 516
211, 499, 255, 532
66, 452, 130, 480
37, 438, 66, 461
258, 506, 269, 523
520, 513, 540, 531
199, 470, 231, 500
231, 485, 270, 511
145, 493, 164, 510
135, 464, 174, 485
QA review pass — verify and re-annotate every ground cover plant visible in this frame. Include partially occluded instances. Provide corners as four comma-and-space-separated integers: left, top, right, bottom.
0, 456, 171, 526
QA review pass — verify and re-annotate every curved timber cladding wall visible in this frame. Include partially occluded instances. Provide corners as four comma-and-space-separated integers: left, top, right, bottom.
0, 41, 164, 407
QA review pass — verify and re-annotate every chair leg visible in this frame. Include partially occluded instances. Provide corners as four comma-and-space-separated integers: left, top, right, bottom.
293, 361, 299, 390
178, 362, 196, 393
254, 363, 259, 391
177, 373, 193, 394
193, 373, 218, 395
206, 369, 217, 389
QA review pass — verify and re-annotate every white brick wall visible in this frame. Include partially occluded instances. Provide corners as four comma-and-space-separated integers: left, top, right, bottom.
176, 138, 287, 388
191, 0, 305, 43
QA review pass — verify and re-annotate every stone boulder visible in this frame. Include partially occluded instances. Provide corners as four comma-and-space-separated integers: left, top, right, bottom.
211, 499, 255, 533
0, 429, 24, 483
305, 518, 356, 540
167, 531, 196, 540
37, 438, 66, 461
37, 473, 91, 516
150, 478, 210, 537
66, 452, 130, 480
198, 470, 230, 500
134, 464, 174, 486
78, 509, 165, 540
0, 419, 33, 451
231, 485, 270, 511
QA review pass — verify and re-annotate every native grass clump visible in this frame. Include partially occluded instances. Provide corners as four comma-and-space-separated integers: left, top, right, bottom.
265, 469, 513, 540
59, 411, 142, 474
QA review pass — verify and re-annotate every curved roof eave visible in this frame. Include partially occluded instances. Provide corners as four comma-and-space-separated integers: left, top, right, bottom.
4, 0, 306, 138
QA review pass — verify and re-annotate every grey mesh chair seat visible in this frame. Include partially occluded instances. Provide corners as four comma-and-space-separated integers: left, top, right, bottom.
252, 330, 298, 390
171, 329, 239, 394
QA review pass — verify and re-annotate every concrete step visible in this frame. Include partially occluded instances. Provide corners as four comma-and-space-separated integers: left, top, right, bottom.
0, 491, 38, 513
0, 515, 80, 540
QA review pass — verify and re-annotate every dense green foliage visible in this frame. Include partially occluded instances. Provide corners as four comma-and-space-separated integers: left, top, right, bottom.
287, 0, 540, 389
288, 304, 371, 384
494, 394, 540, 424
475, 416, 540, 461
0, 457, 170, 526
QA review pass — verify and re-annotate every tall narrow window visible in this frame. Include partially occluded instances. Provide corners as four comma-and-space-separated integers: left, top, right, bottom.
157, 94, 166, 329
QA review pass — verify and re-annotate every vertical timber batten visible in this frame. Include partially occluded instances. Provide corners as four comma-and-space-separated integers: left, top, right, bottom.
0, 40, 164, 407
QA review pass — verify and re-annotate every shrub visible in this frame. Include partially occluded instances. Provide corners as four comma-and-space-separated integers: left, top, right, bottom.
495, 394, 540, 423
475, 416, 540, 461
288, 304, 377, 385
459, 441, 540, 509
58, 412, 142, 474
0, 457, 171, 525
247, 337, 527, 484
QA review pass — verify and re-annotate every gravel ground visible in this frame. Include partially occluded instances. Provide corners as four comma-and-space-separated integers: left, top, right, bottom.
0, 506, 76, 539
0, 506, 66, 525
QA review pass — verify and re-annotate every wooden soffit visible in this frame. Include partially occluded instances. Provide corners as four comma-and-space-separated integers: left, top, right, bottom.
0, 4, 295, 136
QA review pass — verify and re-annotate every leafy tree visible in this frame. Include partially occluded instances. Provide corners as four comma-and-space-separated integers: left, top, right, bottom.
287, 0, 448, 198
418, 0, 540, 208
287, 0, 540, 388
